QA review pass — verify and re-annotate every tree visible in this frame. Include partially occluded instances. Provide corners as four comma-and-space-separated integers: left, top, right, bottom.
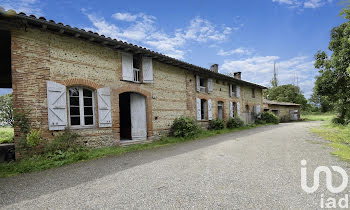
0, 93, 13, 126
309, 89, 334, 113
265, 84, 308, 110
313, 4, 350, 122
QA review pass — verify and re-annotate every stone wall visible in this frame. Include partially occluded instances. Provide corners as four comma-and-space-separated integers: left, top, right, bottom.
10, 26, 265, 148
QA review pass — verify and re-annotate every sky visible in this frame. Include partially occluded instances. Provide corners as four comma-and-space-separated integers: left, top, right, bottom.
0, 0, 347, 98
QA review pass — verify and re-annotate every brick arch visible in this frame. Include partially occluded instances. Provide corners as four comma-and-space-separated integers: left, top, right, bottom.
114, 86, 153, 140
61, 78, 103, 89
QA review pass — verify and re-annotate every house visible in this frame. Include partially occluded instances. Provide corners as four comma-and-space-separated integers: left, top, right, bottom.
263, 99, 300, 121
0, 10, 266, 148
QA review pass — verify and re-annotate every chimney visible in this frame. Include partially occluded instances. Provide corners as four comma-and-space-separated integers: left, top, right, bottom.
210, 64, 218, 73
234, 72, 241, 80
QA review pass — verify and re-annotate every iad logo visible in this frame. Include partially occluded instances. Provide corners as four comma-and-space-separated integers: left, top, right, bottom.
301, 160, 348, 194
301, 160, 349, 208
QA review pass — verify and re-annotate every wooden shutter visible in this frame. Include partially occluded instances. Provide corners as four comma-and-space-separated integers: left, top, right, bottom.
208, 78, 213, 93
196, 75, 200, 92
196, 98, 201, 120
229, 101, 234, 118
122, 52, 133, 81
130, 93, 147, 140
97, 87, 112, 128
47, 81, 67, 131
229, 84, 233, 97
237, 102, 241, 116
142, 57, 153, 83
256, 105, 261, 114
237, 85, 241, 98
208, 99, 212, 120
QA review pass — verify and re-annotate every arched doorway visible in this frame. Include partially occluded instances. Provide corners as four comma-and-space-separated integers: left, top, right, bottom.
119, 92, 147, 141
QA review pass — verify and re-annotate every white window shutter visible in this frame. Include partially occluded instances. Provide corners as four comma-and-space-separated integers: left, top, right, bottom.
196, 75, 200, 92
229, 101, 234, 118
97, 87, 112, 128
229, 84, 233, 97
237, 85, 241, 98
47, 81, 67, 131
142, 57, 153, 83
237, 102, 241, 116
196, 98, 201, 120
208, 99, 212, 120
208, 78, 213, 93
256, 105, 261, 114
122, 52, 133, 81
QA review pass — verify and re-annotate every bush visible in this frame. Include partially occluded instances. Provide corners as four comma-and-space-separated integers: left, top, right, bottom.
226, 117, 244, 129
260, 112, 279, 124
170, 116, 201, 138
0, 128, 14, 144
26, 129, 42, 147
44, 129, 80, 153
208, 119, 225, 130
332, 117, 347, 125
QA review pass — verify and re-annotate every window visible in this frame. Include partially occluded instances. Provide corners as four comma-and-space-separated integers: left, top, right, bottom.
218, 101, 223, 120
199, 78, 207, 93
133, 55, 140, 82
201, 99, 207, 120
252, 88, 255, 98
231, 85, 237, 97
68, 87, 95, 127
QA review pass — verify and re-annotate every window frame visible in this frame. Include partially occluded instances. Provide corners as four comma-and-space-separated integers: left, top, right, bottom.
200, 99, 208, 120
217, 101, 224, 120
67, 86, 96, 129
132, 55, 141, 82
199, 77, 207, 93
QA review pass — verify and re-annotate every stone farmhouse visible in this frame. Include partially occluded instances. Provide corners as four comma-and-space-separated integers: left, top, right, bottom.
0, 10, 266, 147
263, 99, 300, 121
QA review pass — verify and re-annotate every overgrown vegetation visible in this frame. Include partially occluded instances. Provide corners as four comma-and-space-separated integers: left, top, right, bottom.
0, 127, 14, 144
208, 118, 225, 130
258, 112, 279, 124
170, 116, 201, 138
301, 112, 335, 121
226, 117, 244, 128
0, 93, 13, 127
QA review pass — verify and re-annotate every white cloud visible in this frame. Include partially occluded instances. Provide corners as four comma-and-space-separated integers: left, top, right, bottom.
221, 55, 316, 98
217, 47, 253, 56
83, 11, 234, 59
112, 12, 137, 22
0, 0, 43, 16
272, 0, 330, 9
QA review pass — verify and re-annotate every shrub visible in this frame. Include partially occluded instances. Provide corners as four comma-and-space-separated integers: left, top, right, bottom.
44, 129, 80, 153
226, 117, 244, 129
332, 117, 347, 125
170, 116, 201, 138
0, 128, 14, 144
208, 119, 225, 130
260, 112, 279, 124
26, 129, 42, 147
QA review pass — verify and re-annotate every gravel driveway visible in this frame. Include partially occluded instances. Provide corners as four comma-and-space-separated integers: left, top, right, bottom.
1, 121, 349, 209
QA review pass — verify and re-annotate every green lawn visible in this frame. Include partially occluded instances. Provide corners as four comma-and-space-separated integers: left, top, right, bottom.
311, 123, 350, 163
301, 112, 335, 122
0, 127, 14, 144
0, 124, 269, 178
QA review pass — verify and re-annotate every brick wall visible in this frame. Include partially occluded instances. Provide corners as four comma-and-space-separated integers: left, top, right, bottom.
10, 26, 264, 148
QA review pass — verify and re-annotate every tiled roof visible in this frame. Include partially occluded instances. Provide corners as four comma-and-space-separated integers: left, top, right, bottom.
263, 99, 300, 106
0, 9, 267, 89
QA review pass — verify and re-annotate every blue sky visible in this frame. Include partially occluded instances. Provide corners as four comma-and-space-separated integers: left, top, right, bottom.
0, 0, 346, 98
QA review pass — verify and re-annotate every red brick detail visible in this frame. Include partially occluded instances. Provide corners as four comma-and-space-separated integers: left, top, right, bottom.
112, 85, 153, 142
61, 78, 103, 89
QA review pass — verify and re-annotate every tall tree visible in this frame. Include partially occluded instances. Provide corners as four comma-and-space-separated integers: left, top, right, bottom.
266, 84, 308, 110
270, 61, 278, 88
314, 4, 350, 122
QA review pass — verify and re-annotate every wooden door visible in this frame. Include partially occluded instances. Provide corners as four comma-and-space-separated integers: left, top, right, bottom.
130, 93, 147, 140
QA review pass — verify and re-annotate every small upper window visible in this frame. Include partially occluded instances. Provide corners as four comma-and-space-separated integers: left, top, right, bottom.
252, 88, 255, 98
133, 55, 140, 82
199, 78, 207, 93
68, 87, 95, 127
231, 85, 237, 97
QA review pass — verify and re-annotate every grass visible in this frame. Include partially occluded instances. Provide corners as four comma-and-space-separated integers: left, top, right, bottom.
0, 124, 268, 178
0, 127, 14, 144
311, 123, 350, 163
301, 112, 335, 122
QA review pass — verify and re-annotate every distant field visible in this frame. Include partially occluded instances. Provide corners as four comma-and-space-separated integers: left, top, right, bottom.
301, 112, 335, 122
0, 127, 14, 144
